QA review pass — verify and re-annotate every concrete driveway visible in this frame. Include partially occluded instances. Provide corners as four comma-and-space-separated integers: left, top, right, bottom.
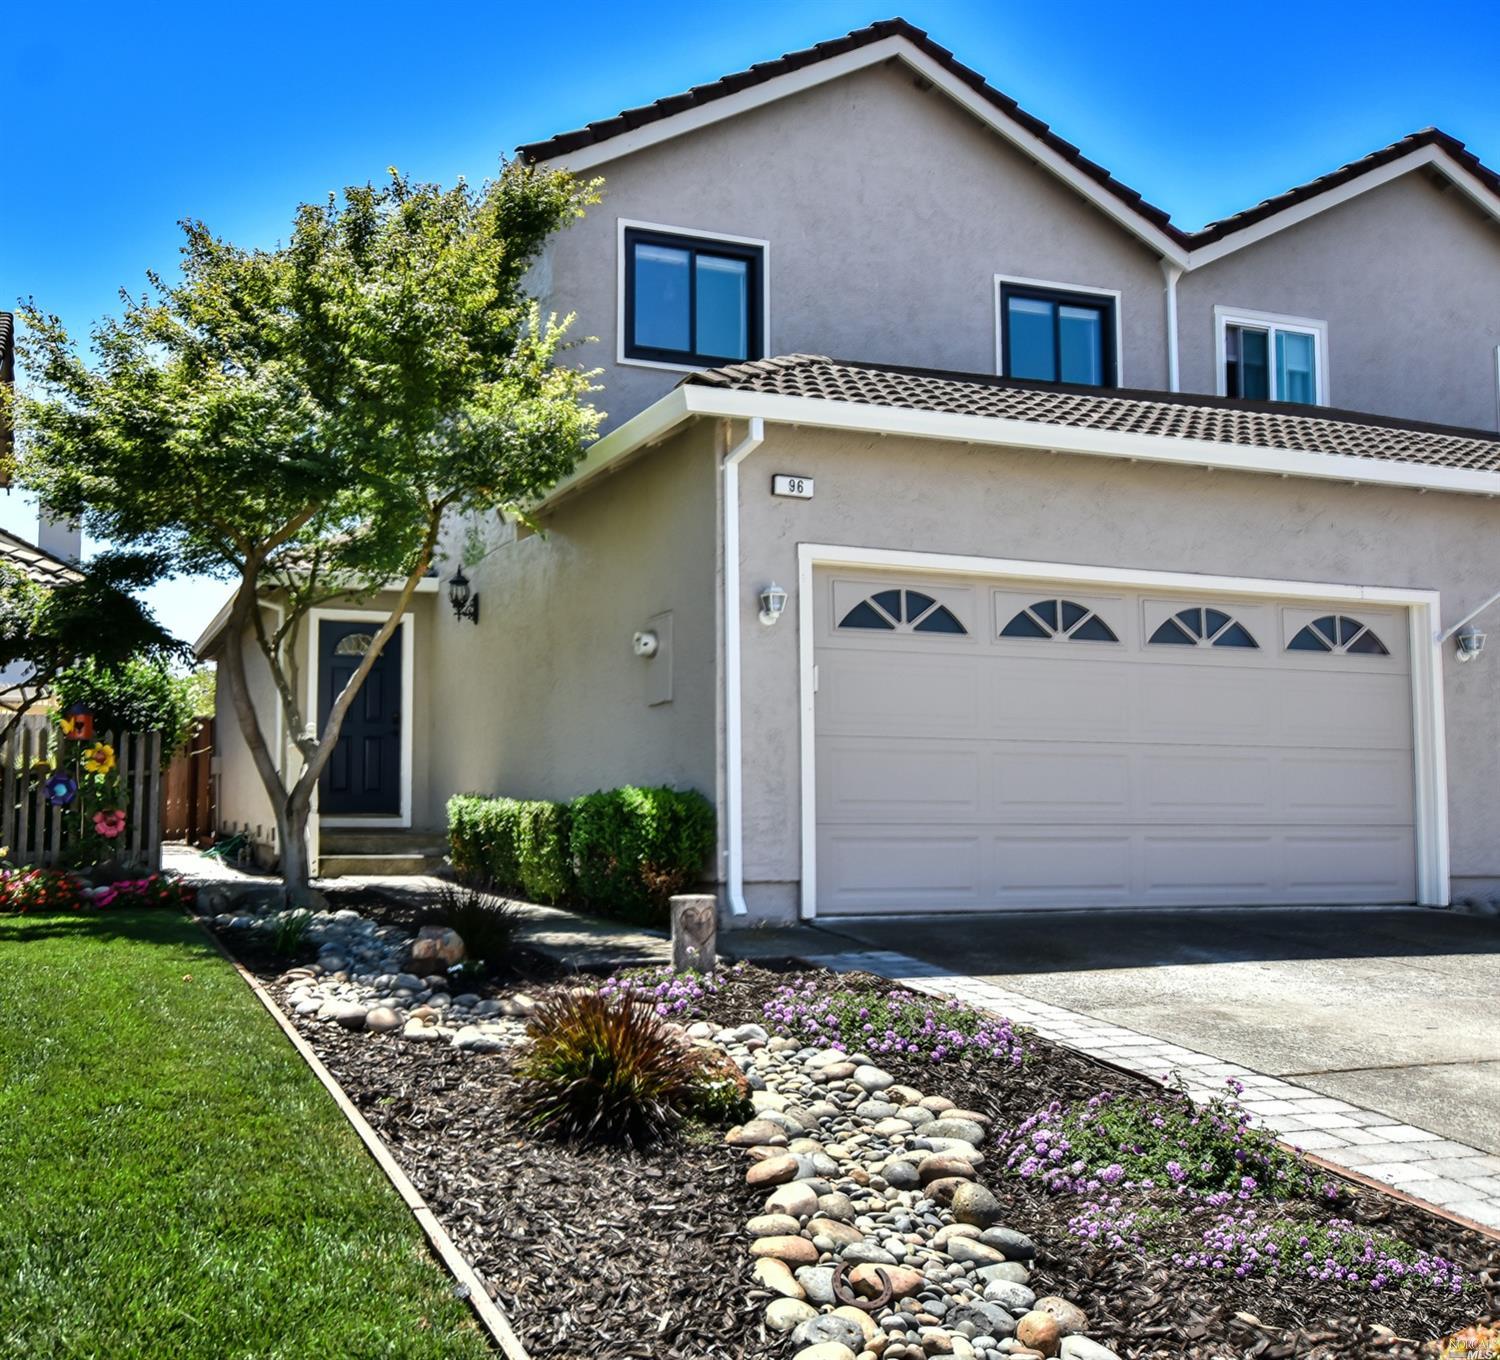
824, 907, 1500, 1155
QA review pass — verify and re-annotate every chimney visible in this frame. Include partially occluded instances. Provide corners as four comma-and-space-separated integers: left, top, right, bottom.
37, 513, 82, 564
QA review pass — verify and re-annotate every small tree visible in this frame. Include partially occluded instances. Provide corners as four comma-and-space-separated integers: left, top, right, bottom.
11, 164, 602, 893
0, 551, 181, 742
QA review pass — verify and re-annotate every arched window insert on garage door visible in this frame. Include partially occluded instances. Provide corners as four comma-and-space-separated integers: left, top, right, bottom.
1149, 607, 1258, 648
1288, 615, 1390, 655
838, 588, 967, 634
999, 599, 1118, 642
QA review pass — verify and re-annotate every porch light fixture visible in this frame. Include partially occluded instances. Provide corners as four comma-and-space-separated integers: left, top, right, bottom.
758, 582, 788, 626
448, 568, 480, 625
1456, 624, 1486, 662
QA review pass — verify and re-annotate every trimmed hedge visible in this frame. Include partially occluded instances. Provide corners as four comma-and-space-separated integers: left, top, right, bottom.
446, 786, 714, 923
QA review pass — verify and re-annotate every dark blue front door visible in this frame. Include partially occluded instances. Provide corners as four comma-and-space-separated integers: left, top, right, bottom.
319, 621, 402, 815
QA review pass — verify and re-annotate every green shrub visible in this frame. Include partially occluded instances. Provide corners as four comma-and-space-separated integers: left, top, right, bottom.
271, 909, 313, 956
569, 786, 714, 922
446, 794, 523, 890
514, 989, 712, 1146
517, 800, 571, 903
438, 884, 522, 965
55, 657, 197, 760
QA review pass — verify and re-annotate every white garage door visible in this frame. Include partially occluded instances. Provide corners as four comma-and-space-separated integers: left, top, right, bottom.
814, 570, 1417, 914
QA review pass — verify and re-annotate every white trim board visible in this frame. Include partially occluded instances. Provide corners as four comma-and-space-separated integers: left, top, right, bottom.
1213, 305, 1330, 406
305, 608, 416, 831
794, 542, 1450, 919
993, 273, 1125, 386
614, 217, 773, 374
535, 385, 1500, 513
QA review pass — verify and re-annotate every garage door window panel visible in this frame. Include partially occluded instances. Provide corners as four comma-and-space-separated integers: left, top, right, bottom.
999, 598, 1118, 643
1149, 606, 1259, 649
1288, 614, 1390, 656
838, 587, 966, 636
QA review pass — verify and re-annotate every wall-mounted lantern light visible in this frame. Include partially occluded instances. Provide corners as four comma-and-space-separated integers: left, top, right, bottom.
448, 568, 480, 625
759, 582, 788, 626
1456, 624, 1486, 662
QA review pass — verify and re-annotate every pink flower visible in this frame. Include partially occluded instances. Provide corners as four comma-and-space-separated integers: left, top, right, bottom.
92, 809, 126, 839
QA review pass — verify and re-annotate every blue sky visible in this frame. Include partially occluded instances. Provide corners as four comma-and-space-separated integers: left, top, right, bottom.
6, 0, 1499, 646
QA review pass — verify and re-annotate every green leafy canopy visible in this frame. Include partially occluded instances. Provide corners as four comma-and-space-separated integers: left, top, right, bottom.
8, 161, 604, 888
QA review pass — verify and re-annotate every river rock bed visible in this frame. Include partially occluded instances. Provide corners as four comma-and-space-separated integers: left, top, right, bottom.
711, 1020, 1111, 1360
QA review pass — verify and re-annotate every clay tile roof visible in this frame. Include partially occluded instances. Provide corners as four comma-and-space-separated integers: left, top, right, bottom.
683, 355, 1500, 474
516, 18, 1186, 244
0, 527, 83, 588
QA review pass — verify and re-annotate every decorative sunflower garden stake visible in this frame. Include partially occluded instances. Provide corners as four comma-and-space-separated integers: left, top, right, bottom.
43, 710, 129, 870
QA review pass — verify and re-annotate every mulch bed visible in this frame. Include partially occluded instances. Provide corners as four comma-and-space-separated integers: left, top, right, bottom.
218, 914, 1497, 1360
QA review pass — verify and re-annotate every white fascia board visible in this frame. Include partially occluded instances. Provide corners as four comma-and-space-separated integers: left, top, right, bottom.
679, 386, 1500, 498
536, 37, 1189, 267
1185, 145, 1500, 269
193, 591, 238, 658
532, 386, 692, 511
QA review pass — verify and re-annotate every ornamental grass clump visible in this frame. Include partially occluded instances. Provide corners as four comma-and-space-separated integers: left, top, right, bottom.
763, 980, 1024, 1065
514, 989, 718, 1146
999, 1081, 1316, 1201
437, 885, 522, 967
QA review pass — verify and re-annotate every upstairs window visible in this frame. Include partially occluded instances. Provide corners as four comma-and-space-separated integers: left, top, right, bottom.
999, 281, 1117, 388
1218, 308, 1326, 405
623, 226, 764, 368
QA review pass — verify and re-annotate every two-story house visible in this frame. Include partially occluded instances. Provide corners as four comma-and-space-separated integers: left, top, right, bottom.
205, 19, 1500, 924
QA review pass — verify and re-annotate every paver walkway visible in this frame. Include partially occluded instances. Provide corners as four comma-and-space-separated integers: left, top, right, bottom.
800, 942, 1500, 1233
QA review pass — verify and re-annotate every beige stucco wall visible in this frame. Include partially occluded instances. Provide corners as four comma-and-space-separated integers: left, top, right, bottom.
732, 423, 1500, 921
540, 60, 1171, 433
1178, 173, 1500, 431
420, 422, 721, 821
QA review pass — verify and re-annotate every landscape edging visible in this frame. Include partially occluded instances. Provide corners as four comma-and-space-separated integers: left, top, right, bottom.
193, 915, 532, 1360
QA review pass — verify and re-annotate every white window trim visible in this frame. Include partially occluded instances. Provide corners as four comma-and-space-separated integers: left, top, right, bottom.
616, 217, 772, 374
994, 274, 1125, 387
1214, 305, 1330, 406
793, 543, 1449, 920
305, 607, 416, 832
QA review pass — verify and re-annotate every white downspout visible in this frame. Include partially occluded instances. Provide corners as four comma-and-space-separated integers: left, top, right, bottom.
1162, 260, 1183, 393
723, 416, 765, 916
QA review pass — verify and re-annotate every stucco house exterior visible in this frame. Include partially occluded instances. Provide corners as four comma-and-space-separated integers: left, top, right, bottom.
202, 19, 1500, 924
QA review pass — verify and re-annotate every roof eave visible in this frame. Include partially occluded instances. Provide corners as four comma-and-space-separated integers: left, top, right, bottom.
536, 383, 1500, 510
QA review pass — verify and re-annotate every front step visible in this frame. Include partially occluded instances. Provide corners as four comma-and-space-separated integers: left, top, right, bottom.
317, 827, 447, 877
317, 851, 442, 877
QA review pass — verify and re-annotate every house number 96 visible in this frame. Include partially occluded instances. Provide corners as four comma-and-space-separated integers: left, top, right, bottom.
772, 474, 814, 499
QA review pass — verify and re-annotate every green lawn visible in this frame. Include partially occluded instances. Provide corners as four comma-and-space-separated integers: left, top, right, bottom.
0, 908, 494, 1360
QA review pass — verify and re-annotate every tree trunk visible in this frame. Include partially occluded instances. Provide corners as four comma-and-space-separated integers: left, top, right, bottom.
276, 792, 313, 898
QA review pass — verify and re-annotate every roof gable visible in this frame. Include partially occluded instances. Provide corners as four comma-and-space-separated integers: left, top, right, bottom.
519, 18, 1191, 264
518, 20, 1500, 271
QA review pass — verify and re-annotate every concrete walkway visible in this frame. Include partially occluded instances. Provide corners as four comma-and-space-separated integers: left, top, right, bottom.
808, 906, 1500, 1231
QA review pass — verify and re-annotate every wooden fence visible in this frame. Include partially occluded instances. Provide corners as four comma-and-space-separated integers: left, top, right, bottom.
1, 726, 164, 871
164, 717, 215, 847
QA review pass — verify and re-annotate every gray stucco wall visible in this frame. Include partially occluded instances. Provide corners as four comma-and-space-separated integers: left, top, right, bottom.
541, 60, 1171, 432
1178, 173, 1500, 431
731, 423, 1500, 921
421, 422, 721, 821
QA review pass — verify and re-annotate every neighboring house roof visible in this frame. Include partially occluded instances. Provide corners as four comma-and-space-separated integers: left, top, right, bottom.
0, 526, 84, 588
517, 19, 1500, 268
538, 354, 1500, 513
685, 355, 1500, 473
